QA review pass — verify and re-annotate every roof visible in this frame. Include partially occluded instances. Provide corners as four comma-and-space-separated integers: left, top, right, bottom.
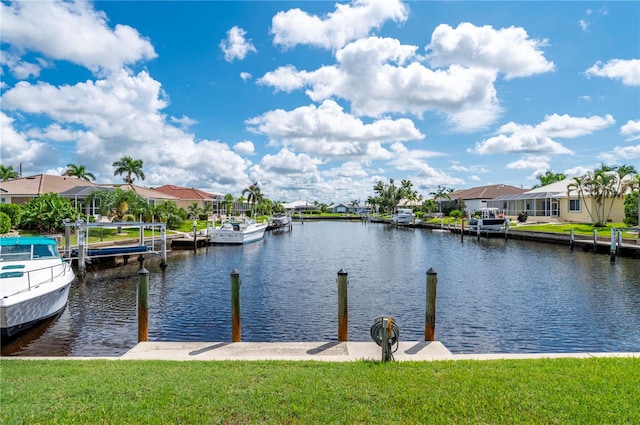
0, 174, 97, 196
526, 179, 574, 194
449, 184, 527, 201
98, 184, 178, 201
154, 184, 218, 200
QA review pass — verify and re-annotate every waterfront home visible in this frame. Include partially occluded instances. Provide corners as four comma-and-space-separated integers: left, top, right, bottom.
445, 184, 527, 215
487, 178, 629, 223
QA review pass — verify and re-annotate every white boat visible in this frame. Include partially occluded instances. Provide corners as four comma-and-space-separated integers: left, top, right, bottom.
210, 217, 268, 244
270, 213, 291, 230
391, 208, 415, 225
1, 236, 75, 338
468, 208, 509, 231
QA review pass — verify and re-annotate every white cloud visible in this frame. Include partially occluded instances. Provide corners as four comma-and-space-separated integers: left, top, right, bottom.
0, 1, 156, 75
472, 127, 573, 155
578, 19, 589, 32
246, 99, 423, 160
0, 112, 57, 169
170, 115, 198, 128
220, 26, 257, 62
234, 141, 255, 155
506, 155, 551, 170
472, 113, 615, 155
259, 37, 503, 131
598, 144, 640, 163
240, 72, 252, 82
585, 59, 640, 86
1, 69, 253, 191
620, 119, 640, 141
271, 0, 408, 50
323, 161, 370, 179
426, 22, 555, 79
538, 113, 615, 138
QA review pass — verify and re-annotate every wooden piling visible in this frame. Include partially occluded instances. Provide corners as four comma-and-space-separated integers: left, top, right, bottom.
337, 269, 348, 341
77, 226, 86, 277
231, 269, 241, 342
160, 225, 167, 268
425, 268, 437, 341
137, 266, 149, 342
461, 219, 464, 242
610, 228, 616, 262
569, 228, 575, 250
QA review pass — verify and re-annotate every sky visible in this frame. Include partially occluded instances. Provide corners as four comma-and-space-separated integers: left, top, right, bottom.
1, 0, 639, 204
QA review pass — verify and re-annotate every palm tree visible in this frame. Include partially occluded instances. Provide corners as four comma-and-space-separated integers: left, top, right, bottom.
63, 163, 96, 182
429, 185, 454, 215
112, 156, 145, 184
242, 183, 263, 217
0, 165, 20, 181
567, 164, 637, 226
223, 194, 234, 216
532, 170, 566, 189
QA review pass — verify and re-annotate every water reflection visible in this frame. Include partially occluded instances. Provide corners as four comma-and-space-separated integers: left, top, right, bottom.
3, 221, 639, 356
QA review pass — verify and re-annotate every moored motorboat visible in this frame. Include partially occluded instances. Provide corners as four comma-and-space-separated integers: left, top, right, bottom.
468, 208, 509, 231
1, 236, 75, 338
270, 213, 291, 230
210, 217, 268, 244
391, 208, 415, 225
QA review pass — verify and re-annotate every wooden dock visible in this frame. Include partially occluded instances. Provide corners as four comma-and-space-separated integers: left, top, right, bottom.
170, 235, 209, 249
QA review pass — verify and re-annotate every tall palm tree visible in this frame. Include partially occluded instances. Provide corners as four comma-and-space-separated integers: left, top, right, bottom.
242, 183, 263, 217
112, 156, 145, 184
0, 165, 20, 181
63, 163, 96, 182
567, 164, 637, 226
429, 185, 454, 215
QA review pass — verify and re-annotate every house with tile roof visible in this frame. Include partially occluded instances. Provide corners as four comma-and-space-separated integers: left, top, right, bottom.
447, 184, 527, 214
0, 174, 98, 206
154, 184, 220, 211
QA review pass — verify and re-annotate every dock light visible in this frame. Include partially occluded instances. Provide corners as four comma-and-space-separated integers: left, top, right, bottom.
370, 316, 399, 362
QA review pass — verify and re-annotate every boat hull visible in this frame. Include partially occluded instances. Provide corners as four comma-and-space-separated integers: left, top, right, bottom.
1, 263, 74, 338
210, 222, 268, 244
468, 218, 507, 231
391, 209, 415, 225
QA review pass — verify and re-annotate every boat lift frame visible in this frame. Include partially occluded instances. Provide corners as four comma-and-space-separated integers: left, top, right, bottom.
63, 220, 167, 275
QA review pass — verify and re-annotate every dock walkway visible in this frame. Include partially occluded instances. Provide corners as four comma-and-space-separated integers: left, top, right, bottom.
5, 341, 638, 362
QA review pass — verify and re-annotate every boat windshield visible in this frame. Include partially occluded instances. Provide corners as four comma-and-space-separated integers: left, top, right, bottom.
0, 244, 59, 261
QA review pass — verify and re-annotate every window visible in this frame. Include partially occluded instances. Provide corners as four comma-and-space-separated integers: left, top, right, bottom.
569, 199, 581, 212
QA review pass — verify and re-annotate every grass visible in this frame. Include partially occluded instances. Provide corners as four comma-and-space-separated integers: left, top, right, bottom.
2, 358, 639, 424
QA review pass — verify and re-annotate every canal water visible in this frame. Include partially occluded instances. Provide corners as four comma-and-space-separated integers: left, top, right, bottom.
3, 221, 639, 357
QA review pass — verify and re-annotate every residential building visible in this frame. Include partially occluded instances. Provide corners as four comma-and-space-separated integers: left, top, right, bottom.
447, 184, 527, 214
488, 178, 629, 223
154, 184, 220, 211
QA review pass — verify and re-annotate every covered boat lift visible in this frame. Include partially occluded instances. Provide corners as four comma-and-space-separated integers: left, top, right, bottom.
63, 220, 167, 275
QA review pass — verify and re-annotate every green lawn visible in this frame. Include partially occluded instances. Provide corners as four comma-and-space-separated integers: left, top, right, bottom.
2, 358, 638, 424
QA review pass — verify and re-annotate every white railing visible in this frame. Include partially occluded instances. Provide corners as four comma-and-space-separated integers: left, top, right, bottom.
0, 261, 72, 297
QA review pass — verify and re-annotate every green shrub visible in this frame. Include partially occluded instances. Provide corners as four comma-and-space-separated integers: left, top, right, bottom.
449, 209, 464, 219
0, 211, 11, 233
0, 203, 22, 228
20, 193, 80, 233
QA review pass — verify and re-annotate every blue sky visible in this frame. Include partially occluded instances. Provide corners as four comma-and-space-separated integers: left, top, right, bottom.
1, 0, 639, 203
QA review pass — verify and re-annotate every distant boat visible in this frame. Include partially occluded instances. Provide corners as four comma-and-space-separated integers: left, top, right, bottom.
1, 236, 75, 338
210, 217, 268, 244
391, 208, 415, 225
468, 208, 509, 231
270, 213, 291, 230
